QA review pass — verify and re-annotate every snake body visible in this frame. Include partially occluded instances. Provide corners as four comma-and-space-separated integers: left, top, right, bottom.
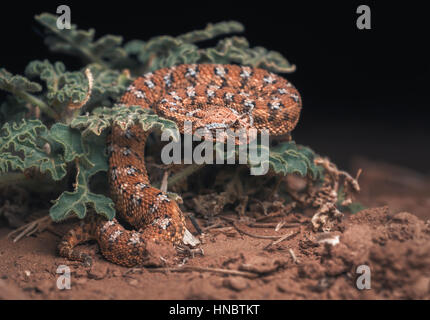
58, 64, 302, 267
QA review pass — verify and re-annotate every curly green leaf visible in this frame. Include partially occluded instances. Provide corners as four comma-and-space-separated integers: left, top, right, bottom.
201, 37, 296, 73
0, 119, 67, 180
35, 13, 127, 68
49, 132, 115, 221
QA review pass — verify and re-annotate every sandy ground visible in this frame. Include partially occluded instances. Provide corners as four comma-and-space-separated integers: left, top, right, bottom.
0, 157, 429, 300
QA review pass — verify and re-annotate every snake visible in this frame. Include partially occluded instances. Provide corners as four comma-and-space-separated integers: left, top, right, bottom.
58, 64, 302, 267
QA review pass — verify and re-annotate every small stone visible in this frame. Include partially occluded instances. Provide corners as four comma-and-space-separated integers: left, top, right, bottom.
222, 277, 249, 292
128, 278, 139, 286
412, 277, 430, 298
87, 265, 108, 280
24, 270, 31, 277
277, 283, 288, 293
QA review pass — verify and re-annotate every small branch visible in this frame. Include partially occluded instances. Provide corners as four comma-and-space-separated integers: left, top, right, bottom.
44, 24, 108, 68
168, 164, 205, 187
247, 221, 302, 229
315, 157, 360, 193
220, 216, 301, 243
202, 221, 224, 231
160, 170, 169, 193
154, 164, 205, 189
255, 211, 282, 222
67, 68, 93, 110
13, 90, 58, 120
223, 217, 298, 240
147, 266, 258, 279
7, 215, 52, 243
289, 249, 299, 264
264, 230, 300, 250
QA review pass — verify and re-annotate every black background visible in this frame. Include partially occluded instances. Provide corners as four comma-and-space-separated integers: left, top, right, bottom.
1, 1, 429, 171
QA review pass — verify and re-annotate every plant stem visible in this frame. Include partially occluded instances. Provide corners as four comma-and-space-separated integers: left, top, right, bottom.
14, 90, 59, 120
153, 164, 205, 189
47, 26, 108, 68
169, 164, 205, 186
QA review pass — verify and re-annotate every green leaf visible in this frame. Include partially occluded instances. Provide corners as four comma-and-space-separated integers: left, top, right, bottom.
176, 21, 244, 43
201, 37, 296, 73
123, 20, 294, 74
125, 37, 200, 72
0, 68, 42, 93
0, 67, 58, 120
35, 13, 295, 75
49, 123, 85, 162
24, 60, 130, 112
0, 119, 67, 180
25, 60, 88, 106
124, 21, 244, 72
0, 152, 25, 172
213, 139, 323, 180
0, 96, 28, 126
70, 107, 112, 137
337, 185, 366, 214
266, 141, 323, 180
71, 105, 180, 141
35, 13, 127, 68
345, 202, 366, 214
86, 64, 130, 107
49, 132, 115, 221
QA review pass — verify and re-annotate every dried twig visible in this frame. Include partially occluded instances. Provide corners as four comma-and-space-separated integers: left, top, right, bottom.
315, 157, 360, 193
286, 157, 361, 232
247, 221, 302, 229
254, 202, 296, 222
275, 221, 285, 231
207, 227, 237, 236
67, 68, 93, 110
202, 222, 224, 231
221, 216, 300, 241
231, 221, 282, 239
255, 211, 282, 222
160, 170, 169, 193
289, 249, 299, 264
184, 212, 203, 235
146, 266, 259, 279
239, 260, 289, 276
253, 199, 268, 216
7, 215, 52, 243
264, 230, 300, 249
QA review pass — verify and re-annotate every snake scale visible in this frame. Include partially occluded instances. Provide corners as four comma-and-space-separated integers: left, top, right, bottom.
58, 64, 302, 267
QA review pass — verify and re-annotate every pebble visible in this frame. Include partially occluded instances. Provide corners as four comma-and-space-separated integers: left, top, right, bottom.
87, 265, 108, 280
222, 277, 249, 292
127, 278, 139, 286
412, 277, 430, 297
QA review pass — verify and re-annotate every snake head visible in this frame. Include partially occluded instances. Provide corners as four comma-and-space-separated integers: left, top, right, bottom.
192, 106, 252, 143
